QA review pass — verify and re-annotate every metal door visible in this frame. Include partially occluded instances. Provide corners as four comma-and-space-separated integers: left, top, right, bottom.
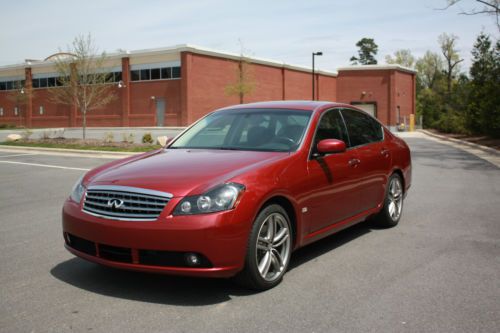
156, 98, 165, 127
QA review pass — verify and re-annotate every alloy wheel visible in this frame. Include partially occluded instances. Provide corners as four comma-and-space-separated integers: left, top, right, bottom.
388, 177, 403, 221
255, 212, 291, 282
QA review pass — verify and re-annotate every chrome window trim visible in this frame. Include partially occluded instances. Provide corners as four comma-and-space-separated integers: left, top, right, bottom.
86, 185, 173, 199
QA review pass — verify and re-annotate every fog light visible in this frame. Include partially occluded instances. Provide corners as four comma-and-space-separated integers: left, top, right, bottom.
185, 253, 200, 266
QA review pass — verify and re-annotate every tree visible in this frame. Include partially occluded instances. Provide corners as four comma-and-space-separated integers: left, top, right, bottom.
385, 49, 415, 68
415, 51, 444, 90
49, 34, 116, 140
467, 32, 500, 137
224, 41, 255, 103
443, 0, 500, 31
438, 33, 463, 96
350, 38, 378, 65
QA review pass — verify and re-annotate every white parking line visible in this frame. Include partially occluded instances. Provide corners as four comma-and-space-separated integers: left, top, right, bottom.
0, 160, 90, 171
0, 153, 38, 158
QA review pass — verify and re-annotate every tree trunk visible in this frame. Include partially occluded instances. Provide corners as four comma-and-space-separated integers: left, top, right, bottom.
82, 108, 87, 141
239, 61, 243, 104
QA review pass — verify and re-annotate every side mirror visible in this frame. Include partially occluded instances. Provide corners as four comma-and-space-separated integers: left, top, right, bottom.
317, 139, 346, 155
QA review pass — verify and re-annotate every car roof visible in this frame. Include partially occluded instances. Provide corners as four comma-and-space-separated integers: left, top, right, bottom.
217, 100, 354, 112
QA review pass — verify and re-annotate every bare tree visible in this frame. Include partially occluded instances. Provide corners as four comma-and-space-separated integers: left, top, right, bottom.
438, 33, 464, 96
49, 34, 116, 140
224, 40, 255, 103
443, 0, 500, 31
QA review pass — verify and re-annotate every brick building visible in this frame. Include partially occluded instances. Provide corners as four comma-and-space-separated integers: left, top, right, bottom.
0, 44, 415, 130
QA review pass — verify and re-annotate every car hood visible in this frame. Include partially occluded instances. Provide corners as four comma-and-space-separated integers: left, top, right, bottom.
89, 149, 288, 197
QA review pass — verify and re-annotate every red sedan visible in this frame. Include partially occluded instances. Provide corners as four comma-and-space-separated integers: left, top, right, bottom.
62, 101, 411, 290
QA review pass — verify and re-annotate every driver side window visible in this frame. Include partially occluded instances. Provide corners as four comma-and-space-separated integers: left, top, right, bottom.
312, 109, 349, 153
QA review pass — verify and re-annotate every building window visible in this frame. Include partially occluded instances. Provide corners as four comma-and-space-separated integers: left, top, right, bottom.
0, 79, 24, 91
131, 70, 140, 81
151, 68, 160, 80
113, 72, 122, 82
39, 78, 48, 88
39, 106, 44, 115
161, 67, 171, 79
0, 107, 3, 116
47, 77, 56, 87
140, 69, 150, 80
130, 66, 180, 82
14, 107, 18, 116
172, 66, 181, 78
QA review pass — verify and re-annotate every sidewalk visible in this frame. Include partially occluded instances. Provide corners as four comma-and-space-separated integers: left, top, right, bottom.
0, 127, 185, 144
396, 130, 500, 168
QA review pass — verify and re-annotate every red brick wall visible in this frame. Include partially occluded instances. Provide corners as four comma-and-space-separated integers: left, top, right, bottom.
336, 69, 415, 126
394, 71, 415, 125
183, 52, 337, 125
0, 91, 26, 127
337, 70, 392, 125
182, 52, 240, 124
130, 80, 182, 126
283, 69, 312, 100
318, 75, 337, 101
244, 63, 283, 103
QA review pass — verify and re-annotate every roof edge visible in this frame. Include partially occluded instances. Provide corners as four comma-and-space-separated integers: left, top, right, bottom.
337, 64, 416, 74
0, 44, 338, 77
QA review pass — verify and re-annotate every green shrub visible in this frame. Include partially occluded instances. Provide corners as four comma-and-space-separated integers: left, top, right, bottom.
142, 132, 154, 144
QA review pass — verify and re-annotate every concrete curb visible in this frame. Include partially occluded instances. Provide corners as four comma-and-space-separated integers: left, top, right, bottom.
0, 144, 139, 158
419, 130, 500, 157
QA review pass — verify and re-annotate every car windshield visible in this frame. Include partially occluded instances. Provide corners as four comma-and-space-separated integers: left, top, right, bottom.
170, 108, 312, 152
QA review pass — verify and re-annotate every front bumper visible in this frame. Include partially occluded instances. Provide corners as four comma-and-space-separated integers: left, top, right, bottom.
62, 197, 252, 278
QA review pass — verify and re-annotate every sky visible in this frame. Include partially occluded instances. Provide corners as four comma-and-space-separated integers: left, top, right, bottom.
0, 0, 497, 72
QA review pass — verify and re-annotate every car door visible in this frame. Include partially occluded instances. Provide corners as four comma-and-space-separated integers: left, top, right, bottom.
340, 108, 391, 212
305, 108, 363, 233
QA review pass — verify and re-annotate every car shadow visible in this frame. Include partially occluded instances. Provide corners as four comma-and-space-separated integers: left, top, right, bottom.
51, 221, 374, 306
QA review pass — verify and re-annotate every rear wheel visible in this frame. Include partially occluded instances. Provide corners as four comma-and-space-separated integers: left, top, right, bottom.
237, 204, 292, 290
373, 173, 404, 228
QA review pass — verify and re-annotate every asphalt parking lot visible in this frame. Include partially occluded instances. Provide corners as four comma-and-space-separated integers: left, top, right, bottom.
0, 135, 499, 333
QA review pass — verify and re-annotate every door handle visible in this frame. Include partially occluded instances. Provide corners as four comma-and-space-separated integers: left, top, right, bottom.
348, 158, 360, 167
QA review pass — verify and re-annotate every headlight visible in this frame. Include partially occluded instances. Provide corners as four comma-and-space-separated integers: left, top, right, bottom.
70, 175, 86, 203
173, 183, 245, 215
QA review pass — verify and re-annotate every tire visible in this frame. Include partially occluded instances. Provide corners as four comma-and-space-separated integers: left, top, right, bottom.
373, 173, 404, 228
236, 204, 293, 291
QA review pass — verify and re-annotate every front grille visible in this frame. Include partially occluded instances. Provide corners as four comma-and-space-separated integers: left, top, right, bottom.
83, 185, 172, 221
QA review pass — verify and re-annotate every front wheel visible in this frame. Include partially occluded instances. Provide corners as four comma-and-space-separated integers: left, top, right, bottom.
237, 204, 292, 290
373, 173, 404, 228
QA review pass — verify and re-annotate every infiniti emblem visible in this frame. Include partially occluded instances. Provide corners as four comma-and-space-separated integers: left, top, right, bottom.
107, 199, 124, 209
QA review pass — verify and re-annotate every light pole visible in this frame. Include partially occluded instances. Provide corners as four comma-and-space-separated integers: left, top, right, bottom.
312, 51, 323, 101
